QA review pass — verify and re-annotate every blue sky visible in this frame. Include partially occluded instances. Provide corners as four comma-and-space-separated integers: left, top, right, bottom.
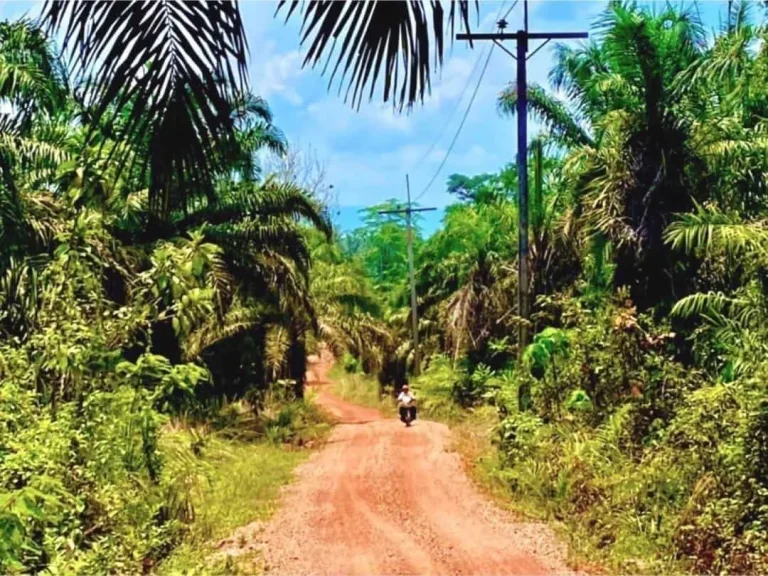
1, 1, 732, 233
237, 1, 727, 213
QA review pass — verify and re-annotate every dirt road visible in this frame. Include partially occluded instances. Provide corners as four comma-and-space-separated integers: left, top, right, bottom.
258, 354, 577, 575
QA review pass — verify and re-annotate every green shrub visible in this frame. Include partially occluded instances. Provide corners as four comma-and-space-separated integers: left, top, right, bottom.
116, 353, 211, 417
490, 292, 768, 573
452, 363, 501, 408
342, 353, 360, 374
330, 368, 390, 412
0, 380, 194, 573
261, 401, 330, 447
409, 356, 464, 421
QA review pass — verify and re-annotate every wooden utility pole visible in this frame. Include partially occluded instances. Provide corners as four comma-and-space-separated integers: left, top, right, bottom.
457, 0, 587, 357
378, 175, 436, 375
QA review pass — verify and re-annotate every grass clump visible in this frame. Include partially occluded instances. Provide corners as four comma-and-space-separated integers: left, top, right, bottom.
156, 434, 310, 575
329, 365, 394, 416
156, 398, 332, 574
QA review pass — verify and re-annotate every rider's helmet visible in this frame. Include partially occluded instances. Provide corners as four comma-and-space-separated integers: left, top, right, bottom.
402, 384, 409, 391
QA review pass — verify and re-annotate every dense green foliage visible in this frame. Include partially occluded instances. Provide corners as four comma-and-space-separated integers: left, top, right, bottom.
4, 1, 768, 574
337, 2, 768, 573
0, 13, 365, 575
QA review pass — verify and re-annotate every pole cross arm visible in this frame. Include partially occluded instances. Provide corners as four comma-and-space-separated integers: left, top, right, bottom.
456, 31, 588, 41
377, 207, 437, 215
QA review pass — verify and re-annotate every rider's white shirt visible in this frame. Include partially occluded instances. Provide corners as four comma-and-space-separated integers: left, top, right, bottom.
398, 392, 415, 405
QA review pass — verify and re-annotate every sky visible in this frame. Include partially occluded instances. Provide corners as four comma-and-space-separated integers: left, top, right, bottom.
1, 0, 732, 234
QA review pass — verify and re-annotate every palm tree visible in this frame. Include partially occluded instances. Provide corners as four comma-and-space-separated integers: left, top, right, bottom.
4, 3, 342, 401
223, 92, 287, 184
42, 1, 249, 221
665, 206, 768, 378
499, 1, 707, 310
169, 178, 332, 398
38, 0, 480, 216
308, 230, 392, 373
39, 1, 484, 224
681, 1, 768, 216
443, 250, 514, 368
528, 140, 581, 298
0, 19, 70, 254
0, 19, 67, 123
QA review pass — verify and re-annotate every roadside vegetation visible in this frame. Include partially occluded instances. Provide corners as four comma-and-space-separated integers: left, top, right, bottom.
328, 3, 768, 573
157, 423, 326, 575
3, 1, 768, 574
0, 6, 363, 574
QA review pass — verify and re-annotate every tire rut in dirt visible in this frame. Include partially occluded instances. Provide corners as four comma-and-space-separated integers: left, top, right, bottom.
258, 387, 578, 575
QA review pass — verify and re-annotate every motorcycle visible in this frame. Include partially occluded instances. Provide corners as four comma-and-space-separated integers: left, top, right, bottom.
398, 399, 417, 427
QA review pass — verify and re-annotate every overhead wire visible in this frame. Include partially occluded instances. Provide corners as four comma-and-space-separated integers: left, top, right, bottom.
411, 0, 510, 203
502, 0, 519, 22
407, 0, 509, 176
412, 41, 496, 203
406, 43, 490, 175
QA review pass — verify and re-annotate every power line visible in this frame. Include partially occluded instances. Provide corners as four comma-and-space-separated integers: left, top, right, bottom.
456, 0, 587, 359
407, 0, 510, 180
412, 42, 495, 203
377, 176, 436, 376
406, 43, 490, 175
502, 0, 519, 22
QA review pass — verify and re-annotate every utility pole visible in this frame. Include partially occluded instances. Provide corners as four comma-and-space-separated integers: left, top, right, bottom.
457, 0, 587, 358
378, 175, 436, 375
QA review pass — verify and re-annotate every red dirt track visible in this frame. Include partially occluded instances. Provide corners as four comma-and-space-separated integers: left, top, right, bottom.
258, 352, 578, 575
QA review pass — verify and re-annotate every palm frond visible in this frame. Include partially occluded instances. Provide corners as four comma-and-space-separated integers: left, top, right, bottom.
277, 1, 477, 110
265, 324, 290, 380
0, 255, 46, 338
445, 276, 476, 363
43, 0, 249, 219
498, 83, 593, 148
0, 115, 71, 170
184, 302, 262, 361
670, 291, 748, 319
697, 120, 768, 161
176, 178, 331, 240
231, 92, 274, 125
0, 19, 67, 118
664, 209, 768, 257
548, 41, 610, 121
226, 91, 286, 180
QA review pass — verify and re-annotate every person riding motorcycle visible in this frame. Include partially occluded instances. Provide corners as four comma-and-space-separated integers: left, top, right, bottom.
397, 384, 417, 425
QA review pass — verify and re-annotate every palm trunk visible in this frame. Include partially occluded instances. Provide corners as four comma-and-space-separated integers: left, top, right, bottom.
288, 326, 307, 400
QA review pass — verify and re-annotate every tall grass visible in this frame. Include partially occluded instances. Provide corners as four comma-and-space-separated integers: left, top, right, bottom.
329, 366, 395, 416
156, 400, 332, 574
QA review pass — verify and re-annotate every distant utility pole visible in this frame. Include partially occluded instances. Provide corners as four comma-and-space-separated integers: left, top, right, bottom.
457, 0, 587, 357
378, 175, 436, 376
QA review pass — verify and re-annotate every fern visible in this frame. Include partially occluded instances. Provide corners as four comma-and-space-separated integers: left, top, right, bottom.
670, 291, 749, 319
664, 208, 768, 256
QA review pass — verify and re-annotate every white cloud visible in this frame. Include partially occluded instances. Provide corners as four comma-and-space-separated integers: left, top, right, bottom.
304, 98, 353, 134
463, 144, 492, 168
251, 43, 305, 105
304, 97, 413, 134
424, 54, 477, 111
368, 103, 412, 132
240, 0, 611, 211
